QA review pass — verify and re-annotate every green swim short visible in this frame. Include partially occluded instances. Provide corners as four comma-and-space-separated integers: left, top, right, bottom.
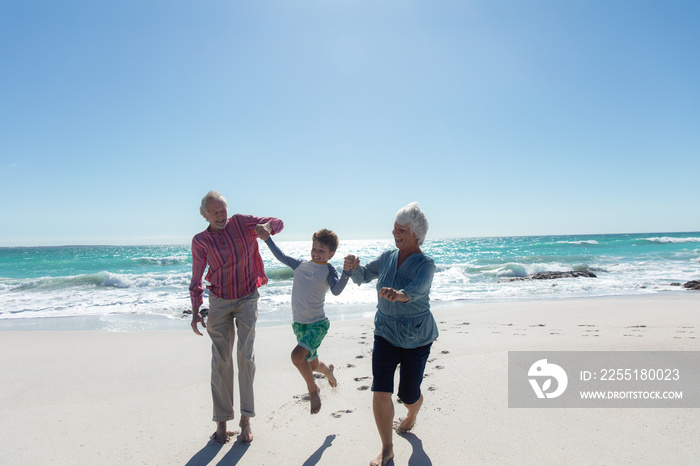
292, 318, 330, 361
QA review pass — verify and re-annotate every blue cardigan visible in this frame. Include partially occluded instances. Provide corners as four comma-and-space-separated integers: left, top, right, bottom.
352, 249, 438, 348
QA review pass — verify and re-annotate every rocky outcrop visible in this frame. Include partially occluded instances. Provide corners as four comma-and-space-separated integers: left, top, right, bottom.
182, 308, 209, 316
683, 281, 700, 291
500, 271, 596, 282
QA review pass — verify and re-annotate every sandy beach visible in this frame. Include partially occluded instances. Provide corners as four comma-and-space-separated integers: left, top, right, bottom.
2, 293, 699, 465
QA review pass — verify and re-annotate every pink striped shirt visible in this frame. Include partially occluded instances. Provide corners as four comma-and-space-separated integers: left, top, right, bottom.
190, 214, 284, 309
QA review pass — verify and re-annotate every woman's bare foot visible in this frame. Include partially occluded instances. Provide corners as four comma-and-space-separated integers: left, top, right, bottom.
369, 447, 394, 466
394, 417, 415, 434
238, 416, 254, 443
309, 386, 322, 414
395, 394, 423, 433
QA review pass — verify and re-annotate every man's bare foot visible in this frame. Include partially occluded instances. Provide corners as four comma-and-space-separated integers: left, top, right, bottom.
369, 447, 394, 466
309, 387, 322, 414
212, 421, 229, 444
238, 416, 253, 443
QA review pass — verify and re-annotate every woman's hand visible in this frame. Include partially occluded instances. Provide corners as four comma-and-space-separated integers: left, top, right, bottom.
344, 254, 359, 272
379, 287, 409, 303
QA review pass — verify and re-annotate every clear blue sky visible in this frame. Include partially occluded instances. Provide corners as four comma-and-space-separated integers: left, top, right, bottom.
1, 0, 698, 247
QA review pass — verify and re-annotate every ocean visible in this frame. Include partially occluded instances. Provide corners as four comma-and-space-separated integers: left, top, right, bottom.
1, 232, 699, 331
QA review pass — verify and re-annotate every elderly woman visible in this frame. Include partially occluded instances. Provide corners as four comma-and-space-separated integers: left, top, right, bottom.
189, 191, 283, 444
346, 202, 437, 466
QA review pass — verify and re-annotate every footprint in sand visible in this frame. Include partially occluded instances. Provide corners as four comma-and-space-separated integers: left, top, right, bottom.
346, 363, 355, 368
354, 376, 370, 382
332, 409, 354, 418
441, 350, 450, 354
357, 385, 370, 391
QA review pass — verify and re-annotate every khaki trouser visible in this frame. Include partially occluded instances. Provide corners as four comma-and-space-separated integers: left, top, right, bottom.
207, 290, 259, 422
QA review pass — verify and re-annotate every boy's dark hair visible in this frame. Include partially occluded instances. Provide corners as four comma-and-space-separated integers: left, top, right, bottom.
312, 229, 339, 252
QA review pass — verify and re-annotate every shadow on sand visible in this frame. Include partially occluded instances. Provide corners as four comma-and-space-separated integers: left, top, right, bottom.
399, 431, 432, 466
185, 436, 251, 466
302, 434, 336, 466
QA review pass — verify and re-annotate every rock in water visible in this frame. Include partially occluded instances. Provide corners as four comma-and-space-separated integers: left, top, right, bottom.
500, 271, 597, 282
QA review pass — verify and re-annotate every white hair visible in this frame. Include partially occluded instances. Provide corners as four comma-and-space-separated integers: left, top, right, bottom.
200, 191, 228, 217
395, 202, 429, 245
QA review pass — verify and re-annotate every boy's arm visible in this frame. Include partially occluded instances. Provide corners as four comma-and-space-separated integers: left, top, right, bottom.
263, 236, 302, 270
327, 265, 352, 296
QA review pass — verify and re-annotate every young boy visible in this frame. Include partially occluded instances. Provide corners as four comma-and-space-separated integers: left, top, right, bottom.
255, 225, 352, 414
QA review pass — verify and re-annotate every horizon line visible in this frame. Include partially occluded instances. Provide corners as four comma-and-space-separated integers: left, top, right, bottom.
2, 230, 699, 249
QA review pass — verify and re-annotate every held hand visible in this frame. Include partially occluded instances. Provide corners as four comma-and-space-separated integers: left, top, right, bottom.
344, 254, 359, 272
255, 223, 271, 241
379, 287, 409, 303
191, 310, 206, 336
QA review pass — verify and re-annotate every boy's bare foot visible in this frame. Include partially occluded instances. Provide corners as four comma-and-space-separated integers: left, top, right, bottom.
326, 364, 338, 388
310, 387, 322, 414
314, 360, 338, 388
369, 447, 394, 466
238, 416, 254, 443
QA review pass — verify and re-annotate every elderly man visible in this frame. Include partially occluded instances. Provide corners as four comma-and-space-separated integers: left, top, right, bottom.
190, 191, 283, 444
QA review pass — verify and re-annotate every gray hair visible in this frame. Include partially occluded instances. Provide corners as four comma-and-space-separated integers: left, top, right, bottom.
200, 191, 228, 217
395, 202, 429, 246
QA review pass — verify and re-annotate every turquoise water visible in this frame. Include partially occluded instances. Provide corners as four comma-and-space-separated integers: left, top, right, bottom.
1, 232, 699, 331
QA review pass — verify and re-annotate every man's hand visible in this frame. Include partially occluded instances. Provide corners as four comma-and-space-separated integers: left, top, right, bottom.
255, 223, 272, 241
191, 309, 206, 336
